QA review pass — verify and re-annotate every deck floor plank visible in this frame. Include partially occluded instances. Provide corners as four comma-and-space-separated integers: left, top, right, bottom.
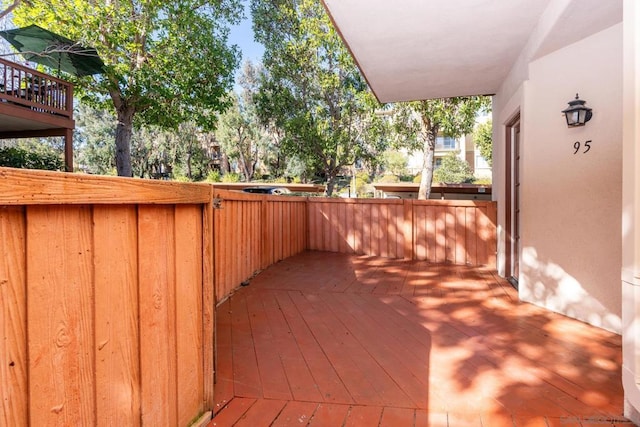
208, 251, 628, 427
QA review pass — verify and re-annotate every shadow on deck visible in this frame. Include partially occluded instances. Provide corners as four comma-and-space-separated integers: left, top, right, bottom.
210, 251, 630, 427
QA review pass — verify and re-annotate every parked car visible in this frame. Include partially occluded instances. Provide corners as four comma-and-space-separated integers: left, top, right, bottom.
241, 186, 292, 195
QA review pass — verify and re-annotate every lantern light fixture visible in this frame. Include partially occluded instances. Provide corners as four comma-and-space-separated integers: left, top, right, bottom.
562, 93, 593, 127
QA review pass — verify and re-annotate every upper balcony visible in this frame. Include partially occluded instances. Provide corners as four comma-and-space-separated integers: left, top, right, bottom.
0, 57, 74, 170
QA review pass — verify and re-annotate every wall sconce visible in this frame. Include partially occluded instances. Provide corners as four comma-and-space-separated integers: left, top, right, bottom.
562, 93, 593, 127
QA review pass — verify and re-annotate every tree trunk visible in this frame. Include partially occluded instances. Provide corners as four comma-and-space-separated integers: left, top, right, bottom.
115, 106, 135, 177
418, 136, 436, 200
326, 178, 335, 197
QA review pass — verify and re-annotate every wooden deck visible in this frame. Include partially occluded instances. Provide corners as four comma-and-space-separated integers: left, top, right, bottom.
210, 251, 631, 427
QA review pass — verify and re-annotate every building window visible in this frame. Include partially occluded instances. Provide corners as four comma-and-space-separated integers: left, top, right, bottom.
434, 158, 443, 169
475, 154, 490, 169
435, 136, 457, 150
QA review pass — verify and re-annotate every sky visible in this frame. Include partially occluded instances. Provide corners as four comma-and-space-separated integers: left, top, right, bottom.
228, 1, 265, 68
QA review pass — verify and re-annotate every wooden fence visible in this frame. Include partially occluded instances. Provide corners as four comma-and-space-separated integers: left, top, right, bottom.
307, 198, 497, 267
0, 168, 497, 425
0, 169, 215, 426
212, 189, 307, 301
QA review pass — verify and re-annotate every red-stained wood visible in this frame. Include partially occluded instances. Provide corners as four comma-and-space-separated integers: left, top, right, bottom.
272, 401, 319, 427
203, 198, 216, 410
27, 206, 95, 425
0, 167, 212, 205
0, 206, 27, 426
208, 398, 256, 426
362, 202, 372, 255
233, 399, 287, 427
175, 205, 205, 426
344, 405, 383, 427
93, 206, 141, 426
138, 205, 177, 425
308, 403, 350, 426
455, 206, 466, 264
466, 207, 478, 266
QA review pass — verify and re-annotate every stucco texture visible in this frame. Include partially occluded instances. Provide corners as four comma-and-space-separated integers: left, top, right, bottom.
520, 24, 623, 333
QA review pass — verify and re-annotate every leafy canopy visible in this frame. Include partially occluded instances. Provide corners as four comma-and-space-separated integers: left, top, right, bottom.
474, 119, 492, 166
433, 152, 475, 184
13, 0, 242, 130
252, 0, 386, 194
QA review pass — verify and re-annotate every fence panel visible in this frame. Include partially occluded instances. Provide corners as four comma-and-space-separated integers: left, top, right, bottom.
306, 198, 497, 267
212, 189, 307, 302
0, 168, 213, 426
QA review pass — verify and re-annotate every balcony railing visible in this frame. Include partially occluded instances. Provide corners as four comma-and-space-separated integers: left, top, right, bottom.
0, 57, 73, 118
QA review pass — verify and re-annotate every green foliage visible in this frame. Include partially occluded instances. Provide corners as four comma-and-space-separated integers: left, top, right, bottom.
216, 62, 270, 182
221, 172, 240, 182
433, 152, 475, 184
75, 103, 117, 175
381, 150, 408, 176
14, 0, 242, 176
354, 172, 371, 196
376, 174, 400, 183
392, 96, 490, 199
474, 177, 492, 185
206, 170, 222, 182
75, 104, 214, 180
474, 119, 493, 166
252, 0, 387, 195
0, 143, 63, 170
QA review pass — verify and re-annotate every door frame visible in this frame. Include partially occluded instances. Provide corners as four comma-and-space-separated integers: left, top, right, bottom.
505, 113, 521, 289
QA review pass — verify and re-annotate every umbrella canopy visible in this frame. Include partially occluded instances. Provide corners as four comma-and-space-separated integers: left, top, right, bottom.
0, 24, 104, 77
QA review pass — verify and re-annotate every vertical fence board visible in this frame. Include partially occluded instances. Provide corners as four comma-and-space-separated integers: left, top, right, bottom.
94, 206, 140, 426
477, 206, 489, 266
362, 203, 372, 255
435, 206, 446, 262
487, 202, 498, 267
403, 201, 413, 260
379, 204, 389, 258
337, 202, 347, 253
138, 206, 177, 426
354, 203, 363, 254
445, 207, 456, 263
371, 204, 380, 256
455, 207, 466, 264
27, 206, 95, 425
202, 199, 215, 409
175, 206, 204, 426
0, 206, 27, 427
466, 207, 478, 266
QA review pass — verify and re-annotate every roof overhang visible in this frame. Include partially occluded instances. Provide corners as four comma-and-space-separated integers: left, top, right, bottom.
322, 0, 622, 103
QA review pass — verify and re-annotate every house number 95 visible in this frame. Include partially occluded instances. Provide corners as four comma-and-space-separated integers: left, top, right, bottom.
573, 140, 592, 154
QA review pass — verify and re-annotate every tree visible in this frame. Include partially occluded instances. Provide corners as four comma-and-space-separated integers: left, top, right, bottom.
13, 0, 242, 176
0, 0, 29, 20
75, 103, 117, 175
393, 97, 489, 199
215, 92, 264, 181
215, 61, 268, 182
0, 139, 63, 170
381, 150, 408, 177
433, 151, 475, 184
474, 119, 493, 166
252, 0, 386, 195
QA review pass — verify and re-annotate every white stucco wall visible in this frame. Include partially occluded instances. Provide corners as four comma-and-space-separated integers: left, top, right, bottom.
494, 24, 623, 333
521, 24, 623, 333
622, 0, 640, 421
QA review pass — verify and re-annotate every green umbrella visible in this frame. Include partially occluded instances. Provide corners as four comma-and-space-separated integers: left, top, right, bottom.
0, 24, 104, 77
